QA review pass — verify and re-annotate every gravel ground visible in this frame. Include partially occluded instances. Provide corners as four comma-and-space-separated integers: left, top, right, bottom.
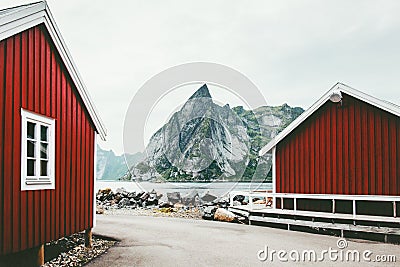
43, 233, 116, 267
103, 206, 203, 220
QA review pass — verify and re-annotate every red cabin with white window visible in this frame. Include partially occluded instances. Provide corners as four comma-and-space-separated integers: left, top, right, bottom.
0, 1, 106, 259
259, 83, 399, 220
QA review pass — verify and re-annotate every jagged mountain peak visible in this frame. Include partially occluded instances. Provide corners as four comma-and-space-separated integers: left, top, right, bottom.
131, 90, 304, 182
189, 84, 211, 99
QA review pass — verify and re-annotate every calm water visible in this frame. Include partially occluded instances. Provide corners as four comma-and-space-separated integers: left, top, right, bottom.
96, 181, 272, 197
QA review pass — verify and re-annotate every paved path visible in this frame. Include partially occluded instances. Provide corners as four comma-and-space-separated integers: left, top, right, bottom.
88, 215, 399, 267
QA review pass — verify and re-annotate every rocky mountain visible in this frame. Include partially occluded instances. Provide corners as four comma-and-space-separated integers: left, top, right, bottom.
130, 84, 304, 182
96, 145, 144, 180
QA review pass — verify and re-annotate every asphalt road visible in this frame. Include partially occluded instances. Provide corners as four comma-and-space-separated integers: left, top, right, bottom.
88, 215, 399, 267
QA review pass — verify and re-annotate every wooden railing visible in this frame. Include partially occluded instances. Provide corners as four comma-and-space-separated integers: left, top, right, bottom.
229, 191, 400, 222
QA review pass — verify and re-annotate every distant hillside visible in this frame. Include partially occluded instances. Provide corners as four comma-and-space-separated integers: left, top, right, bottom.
96, 145, 144, 180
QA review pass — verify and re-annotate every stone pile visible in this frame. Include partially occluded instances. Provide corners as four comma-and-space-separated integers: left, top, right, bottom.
96, 187, 236, 222
96, 188, 161, 211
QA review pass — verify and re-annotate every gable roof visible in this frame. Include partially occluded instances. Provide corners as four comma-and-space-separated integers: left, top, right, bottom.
259, 82, 400, 156
0, 1, 107, 140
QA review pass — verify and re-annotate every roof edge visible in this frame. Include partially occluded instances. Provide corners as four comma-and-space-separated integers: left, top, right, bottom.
259, 82, 400, 156
0, 1, 107, 140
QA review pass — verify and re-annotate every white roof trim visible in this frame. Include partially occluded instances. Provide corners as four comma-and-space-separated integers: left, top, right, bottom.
0, 1, 107, 140
259, 82, 400, 156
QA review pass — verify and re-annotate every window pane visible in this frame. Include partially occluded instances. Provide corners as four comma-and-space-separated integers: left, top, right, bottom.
41, 125, 48, 141
40, 143, 48, 159
27, 140, 35, 157
27, 122, 35, 139
40, 160, 48, 176
27, 159, 35, 176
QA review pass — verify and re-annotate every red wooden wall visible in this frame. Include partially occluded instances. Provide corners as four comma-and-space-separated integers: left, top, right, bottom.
0, 24, 95, 255
276, 93, 400, 195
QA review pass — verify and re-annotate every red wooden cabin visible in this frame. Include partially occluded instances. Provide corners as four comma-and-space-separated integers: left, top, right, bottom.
258, 83, 399, 225
0, 1, 106, 264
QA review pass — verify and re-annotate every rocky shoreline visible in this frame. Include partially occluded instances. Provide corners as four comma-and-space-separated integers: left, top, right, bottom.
96, 187, 243, 222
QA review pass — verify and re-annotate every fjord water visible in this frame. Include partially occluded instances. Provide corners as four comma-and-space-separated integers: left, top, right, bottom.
96, 181, 272, 197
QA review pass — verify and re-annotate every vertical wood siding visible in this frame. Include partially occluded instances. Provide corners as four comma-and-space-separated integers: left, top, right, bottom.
0, 24, 95, 255
276, 93, 400, 195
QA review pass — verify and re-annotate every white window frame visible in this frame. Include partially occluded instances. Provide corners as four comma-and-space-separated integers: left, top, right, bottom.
21, 109, 56, 190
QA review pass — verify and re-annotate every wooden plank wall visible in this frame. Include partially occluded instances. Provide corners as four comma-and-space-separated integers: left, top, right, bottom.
276, 93, 400, 196
0, 24, 95, 255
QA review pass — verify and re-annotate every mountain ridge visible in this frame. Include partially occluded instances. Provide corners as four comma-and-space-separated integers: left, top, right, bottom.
130, 85, 304, 182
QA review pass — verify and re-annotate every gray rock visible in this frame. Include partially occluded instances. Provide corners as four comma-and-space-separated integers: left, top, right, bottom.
140, 192, 150, 201
115, 187, 126, 194
202, 205, 217, 220
118, 198, 130, 208
146, 197, 158, 206
233, 194, 245, 203
213, 208, 237, 222
167, 192, 181, 204
182, 190, 199, 206
159, 201, 173, 208
201, 192, 217, 203
232, 200, 242, 206
127, 192, 136, 198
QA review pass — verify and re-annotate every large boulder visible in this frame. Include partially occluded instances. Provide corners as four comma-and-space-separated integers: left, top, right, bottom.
182, 190, 200, 206
135, 191, 145, 200
201, 192, 217, 203
146, 197, 158, 206
140, 192, 150, 201
149, 189, 157, 198
96, 205, 104, 214
129, 198, 137, 207
233, 194, 245, 203
202, 205, 217, 220
213, 208, 237, 222
167, 192, 181, 204
213, 196, 229, 208
117, 198, 130, 208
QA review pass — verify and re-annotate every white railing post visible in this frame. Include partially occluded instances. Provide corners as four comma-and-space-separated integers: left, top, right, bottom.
294, 197, 297, 212
332, 199, 335, 214
229, 193, 233, 206
353, 199, 356, 219
281, 197, 284, 210
272, 146, 276, 208
394, 201, 397, 218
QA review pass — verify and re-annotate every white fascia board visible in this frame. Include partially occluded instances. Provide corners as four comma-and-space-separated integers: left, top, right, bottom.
0, 2, 44, 25
0, 2, 107, 140
337, 83, 400, 117
43, 4, 107, 140
259, 82, 400, 156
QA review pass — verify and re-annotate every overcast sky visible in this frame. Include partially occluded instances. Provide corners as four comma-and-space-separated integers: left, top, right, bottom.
2, 0, 400, 154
